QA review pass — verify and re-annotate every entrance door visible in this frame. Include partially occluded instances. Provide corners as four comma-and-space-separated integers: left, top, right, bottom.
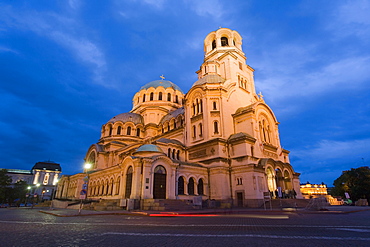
237, 192, 244, 207
153, 166, 166, 199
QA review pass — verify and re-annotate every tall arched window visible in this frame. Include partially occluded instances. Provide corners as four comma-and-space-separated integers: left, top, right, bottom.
212, 40, 216, 50
192, 125, 196, 138
108, 126, 112, 136
158, 92, 163, 100
188, 177, 195, 195
214, 121, 219, 134
117, 126, 121, 135
127, 126, 131, 135
116, 177, 120, 195
198, 179, 204, 195
172, 149, 175, 159
168, 148, 171, 157
199, 123, 203, 137
175, 95, 179, 103
213, 101, 217, 110
150, 92, 154, 101
176, 150, 180, 160
178, 176, 185, 195
167, 93, 171, 101
143, 94, 146, 102
221, 37, 228, 46
200, 99, 203, 113
136, 128, 140, 137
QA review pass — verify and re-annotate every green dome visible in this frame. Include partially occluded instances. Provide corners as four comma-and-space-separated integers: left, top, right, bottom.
136, 144, 164, 153
140, 80, 183, 93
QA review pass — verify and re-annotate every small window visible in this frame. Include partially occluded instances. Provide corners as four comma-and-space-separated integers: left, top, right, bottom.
178, 177, 185, 195
117, 126, 121, 135
188, 178, 195, 195
212, 40, 216, 50
176, 150, 180, 160
239, 62, 243, 70
150, 92, 154, 101
213, 101, 217, 110
175, 95, 179, 103
143, 94, 146, 102
221, 37, 228, 46
198, 179, 204, 195
127, 126, 131, 135
168, 148, 171, 157
214, 121, 219, 134
199, 123, 203, 137
136, 128, 140, 137
109, 126, 112, 136
158, 92, 163, 100
192, 125, 196, 138
167, 93, 171, 101
172, 149, 175, 159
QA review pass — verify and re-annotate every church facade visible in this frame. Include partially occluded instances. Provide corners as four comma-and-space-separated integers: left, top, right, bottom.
57, 28, 302, 209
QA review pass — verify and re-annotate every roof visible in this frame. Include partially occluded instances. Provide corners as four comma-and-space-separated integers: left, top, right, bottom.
108, 112, 143, 124
192, 74, 226, 87
159, 107, 184, 124
3, 169, 32, 175
135, 144, 164, 153
155, 138, 185, 147
32, 161, 61, 172
140, 80, 183, 93
228, 132, 255, 141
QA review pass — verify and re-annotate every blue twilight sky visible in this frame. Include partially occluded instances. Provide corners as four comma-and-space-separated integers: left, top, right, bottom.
1, 0, 369, 185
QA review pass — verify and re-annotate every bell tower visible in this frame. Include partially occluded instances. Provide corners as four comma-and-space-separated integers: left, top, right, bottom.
197, 28, 257, 97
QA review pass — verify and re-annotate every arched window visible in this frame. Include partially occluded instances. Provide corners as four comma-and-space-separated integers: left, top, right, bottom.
198, 179, 204, 195
176, 150, 180, 160
199, 123, 203, 137
150, 92, 154, 101
188, 178, 195, 195
158, 92, 163, 100
172, 149, 175, 159
212, 40, 216, 50
178, 176, 185, 195
192, 103, 196, 115
109, 126, 112, 136
167, 93, 171, 101
136, 128, 140, 137
127, 126, 131, 135
213, 101, 217, 110
116, 177, 120, 195
221, 37, 228, 46
200, 99, 203, 113
143, 94, 146, 102
192, 125, 196, 138
168, 148, 171, 157
175, 95, 179, 103
214, 121, 219, 134
117, 126, 121, 135
196, 99, 199, 114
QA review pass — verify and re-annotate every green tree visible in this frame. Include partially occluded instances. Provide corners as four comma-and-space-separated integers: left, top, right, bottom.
0, 169, 12, 203
332, 166, 370, 203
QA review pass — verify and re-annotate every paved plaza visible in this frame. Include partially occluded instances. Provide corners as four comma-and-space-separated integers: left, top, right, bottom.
0, 206, 369, 246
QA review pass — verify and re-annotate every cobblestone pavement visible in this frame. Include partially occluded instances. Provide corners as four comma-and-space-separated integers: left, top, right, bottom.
1, 207, 370, 247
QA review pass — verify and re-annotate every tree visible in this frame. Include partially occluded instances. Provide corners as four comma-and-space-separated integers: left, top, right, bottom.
0, 169, 12, 203
332, 166, 370, 203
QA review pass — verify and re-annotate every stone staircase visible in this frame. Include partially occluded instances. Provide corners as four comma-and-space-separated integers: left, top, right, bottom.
263, 199, 309, 209
142, 199, 197, 211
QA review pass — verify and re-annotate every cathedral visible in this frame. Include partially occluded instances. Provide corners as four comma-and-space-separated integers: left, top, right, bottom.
57, 28, 302, 209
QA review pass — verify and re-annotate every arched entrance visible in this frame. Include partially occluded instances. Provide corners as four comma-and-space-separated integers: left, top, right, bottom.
266, 167, 276, 193
125, 166, 133, 198
153, 165, 166, 199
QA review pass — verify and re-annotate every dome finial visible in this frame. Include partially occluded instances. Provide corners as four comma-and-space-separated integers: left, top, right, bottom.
160, 75, 165, 80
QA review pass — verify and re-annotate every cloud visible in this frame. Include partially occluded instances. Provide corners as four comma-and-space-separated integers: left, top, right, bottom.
184, 0, 225, 19
68, 0, 82, 10
291, 138, 370, 161
0, 4, 107, 86
0, 46, 19, 54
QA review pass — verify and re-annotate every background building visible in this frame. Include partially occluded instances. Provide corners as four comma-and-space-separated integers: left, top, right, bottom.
57, 28, 302, 209
3, 161, 61, 201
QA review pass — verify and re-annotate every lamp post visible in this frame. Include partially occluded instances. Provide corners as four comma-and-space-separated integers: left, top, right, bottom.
78, 163, 92, 214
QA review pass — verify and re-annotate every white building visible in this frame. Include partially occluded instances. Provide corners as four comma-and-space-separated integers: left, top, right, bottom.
57, 28, 302, 209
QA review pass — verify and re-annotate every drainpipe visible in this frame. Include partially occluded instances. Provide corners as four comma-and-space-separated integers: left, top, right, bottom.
207, 168, 211, 200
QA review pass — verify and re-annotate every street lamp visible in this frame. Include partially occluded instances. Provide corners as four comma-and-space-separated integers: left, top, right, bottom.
78, 163, 91, 214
